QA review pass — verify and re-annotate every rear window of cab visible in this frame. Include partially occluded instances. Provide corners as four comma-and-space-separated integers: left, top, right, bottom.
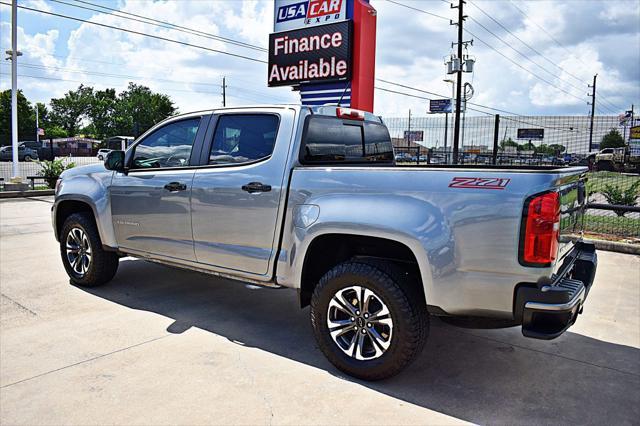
301, 116, 394, 164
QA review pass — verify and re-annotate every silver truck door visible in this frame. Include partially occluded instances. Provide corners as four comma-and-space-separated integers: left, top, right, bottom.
191, 109, 294, 275
110, 116, 208, 261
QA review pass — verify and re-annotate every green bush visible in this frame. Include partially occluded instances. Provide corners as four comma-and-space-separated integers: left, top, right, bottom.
36, 158, 76, 188
600, 180, 640, 216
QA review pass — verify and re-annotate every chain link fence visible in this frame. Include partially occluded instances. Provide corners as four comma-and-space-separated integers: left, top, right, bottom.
0, 156, 100, 189
384, 113, 639, 241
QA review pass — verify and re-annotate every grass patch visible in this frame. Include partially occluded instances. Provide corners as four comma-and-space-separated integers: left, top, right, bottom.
583, 214, 640, 237
586, 171, 640, 195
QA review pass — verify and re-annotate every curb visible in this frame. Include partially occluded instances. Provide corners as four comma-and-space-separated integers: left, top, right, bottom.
568, 236, 640, 255
0, 190, 55, 199
586, 239, 640, 255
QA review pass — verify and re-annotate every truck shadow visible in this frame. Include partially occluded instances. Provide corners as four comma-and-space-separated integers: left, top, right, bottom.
84, 258, 640, 425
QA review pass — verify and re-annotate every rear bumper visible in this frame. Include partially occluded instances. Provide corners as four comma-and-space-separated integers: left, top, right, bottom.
514, 241, 597, 340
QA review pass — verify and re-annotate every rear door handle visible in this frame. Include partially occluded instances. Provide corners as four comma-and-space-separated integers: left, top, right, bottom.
241, 182, 271, 193
164, 182, 187, 192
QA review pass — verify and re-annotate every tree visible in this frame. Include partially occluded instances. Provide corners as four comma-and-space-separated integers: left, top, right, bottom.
88, 88, 118, 139
600, 129, 625, 149
0, 89, 36, 144
520, 141, 535, 152
45, 126, 68, 138
499, 137, 518, 151
548, 144, 566, 155
535, 144, 565, 156
113, 83, 177, 137
49, 85, 94, 136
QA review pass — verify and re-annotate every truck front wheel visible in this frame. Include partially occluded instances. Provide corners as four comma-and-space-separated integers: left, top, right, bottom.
596, 160, 613, 171
310, 261, 428, 381
60, 212, 119, 287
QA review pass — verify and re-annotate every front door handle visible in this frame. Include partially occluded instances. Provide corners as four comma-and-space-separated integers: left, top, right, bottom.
241, 182, 271, 193
164, 182, 187, 192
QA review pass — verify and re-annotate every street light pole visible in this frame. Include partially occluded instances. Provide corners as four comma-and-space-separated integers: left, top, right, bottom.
10, 0, 20, 179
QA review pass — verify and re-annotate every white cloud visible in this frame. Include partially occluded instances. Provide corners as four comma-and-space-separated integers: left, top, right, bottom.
21, 0, 52, 14
0, 0, 637, 118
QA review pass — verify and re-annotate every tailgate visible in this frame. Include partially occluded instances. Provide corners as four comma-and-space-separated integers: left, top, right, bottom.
557, 171, 587, 259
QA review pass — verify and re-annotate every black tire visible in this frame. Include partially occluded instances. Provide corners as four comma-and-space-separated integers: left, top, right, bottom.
596, 161, 613, 172
60, 212, 119, 287
310, 260, 429, 381
24, 155, 32, 162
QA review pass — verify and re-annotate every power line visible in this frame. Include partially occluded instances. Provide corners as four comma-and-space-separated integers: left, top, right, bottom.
376, 78, 524, 115
383, 0, 451, 21
506, 0, 624, 112
468, 1, 588, 87
385, 1, 590, 107
463, 28, 588, 104
1, 2, 268, 64
51, 0, 267, 53
466, 15, 595, 101
3, 61, 220, 87
0, 71, 288, 105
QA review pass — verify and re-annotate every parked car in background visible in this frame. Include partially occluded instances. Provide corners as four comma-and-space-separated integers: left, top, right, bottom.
37, 146, 61, 161
0, 144, 39, 161
19, 140, 43, 151
97, 149, 112, 161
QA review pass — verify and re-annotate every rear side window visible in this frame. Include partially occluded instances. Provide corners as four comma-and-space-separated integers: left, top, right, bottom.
209, 114, 279, 165
301, 116, 393, 164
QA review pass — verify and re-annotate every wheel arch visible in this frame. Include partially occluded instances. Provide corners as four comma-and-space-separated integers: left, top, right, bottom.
53, 196, 114, 249
298, 233, 430, 309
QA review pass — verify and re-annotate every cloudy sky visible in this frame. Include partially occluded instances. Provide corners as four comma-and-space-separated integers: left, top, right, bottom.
1, 0, 638, 118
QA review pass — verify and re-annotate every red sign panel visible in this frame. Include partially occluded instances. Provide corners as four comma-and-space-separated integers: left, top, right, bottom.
307, 0, 343, 18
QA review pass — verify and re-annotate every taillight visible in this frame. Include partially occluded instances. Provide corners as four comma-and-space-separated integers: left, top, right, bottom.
521, 192, 560, 266
336, 107, 365, 121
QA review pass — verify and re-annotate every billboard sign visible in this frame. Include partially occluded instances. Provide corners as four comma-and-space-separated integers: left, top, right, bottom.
404, 130, 423, 142
268, 21, 352, 87
274, 0, 347, 32
629, 125, 640, 140
429, 99, 452, 113
517, 128, 544, 140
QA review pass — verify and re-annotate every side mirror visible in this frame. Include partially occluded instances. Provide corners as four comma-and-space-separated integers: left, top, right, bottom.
104, 150, 126, 172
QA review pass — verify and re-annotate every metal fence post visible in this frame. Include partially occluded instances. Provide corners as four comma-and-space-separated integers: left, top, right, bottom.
492, 114, 500, 165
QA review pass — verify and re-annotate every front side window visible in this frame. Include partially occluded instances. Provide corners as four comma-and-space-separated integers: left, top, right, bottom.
131, 118, 200, 169
209, 114, 279, 165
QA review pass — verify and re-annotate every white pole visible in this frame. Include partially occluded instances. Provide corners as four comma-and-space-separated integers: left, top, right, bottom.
11, 0, 19, 179
36, 106, 39, 144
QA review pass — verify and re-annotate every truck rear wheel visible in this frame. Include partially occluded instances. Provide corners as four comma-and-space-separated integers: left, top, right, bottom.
60, 212, 119, 287
310, 260, 428, 381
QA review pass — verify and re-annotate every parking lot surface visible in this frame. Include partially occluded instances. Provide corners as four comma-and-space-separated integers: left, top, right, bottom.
1, 196, 639, 425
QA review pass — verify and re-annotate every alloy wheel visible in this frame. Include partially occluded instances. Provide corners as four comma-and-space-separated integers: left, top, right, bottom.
326, 285, 394, 360
66, 227, 92, 276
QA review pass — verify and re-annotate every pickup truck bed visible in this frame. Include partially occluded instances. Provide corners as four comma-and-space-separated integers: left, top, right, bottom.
52, 105, 597, 380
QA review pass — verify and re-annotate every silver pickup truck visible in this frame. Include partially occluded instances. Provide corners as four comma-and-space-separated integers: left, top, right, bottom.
52, 105, 597, 380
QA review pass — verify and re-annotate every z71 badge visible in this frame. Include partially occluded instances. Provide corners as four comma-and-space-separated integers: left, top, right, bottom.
449, 177, 510, 190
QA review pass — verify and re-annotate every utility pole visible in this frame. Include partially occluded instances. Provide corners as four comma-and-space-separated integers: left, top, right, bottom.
222, 76, 227, 107
10, 0, 20, 179
443, 112, 448, 157
588, 74, 597, 152
451, 0, 467, 164
406, 109, 412, 158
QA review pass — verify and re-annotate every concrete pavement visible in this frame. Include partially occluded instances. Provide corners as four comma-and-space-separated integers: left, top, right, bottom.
1, 196, 639, 425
